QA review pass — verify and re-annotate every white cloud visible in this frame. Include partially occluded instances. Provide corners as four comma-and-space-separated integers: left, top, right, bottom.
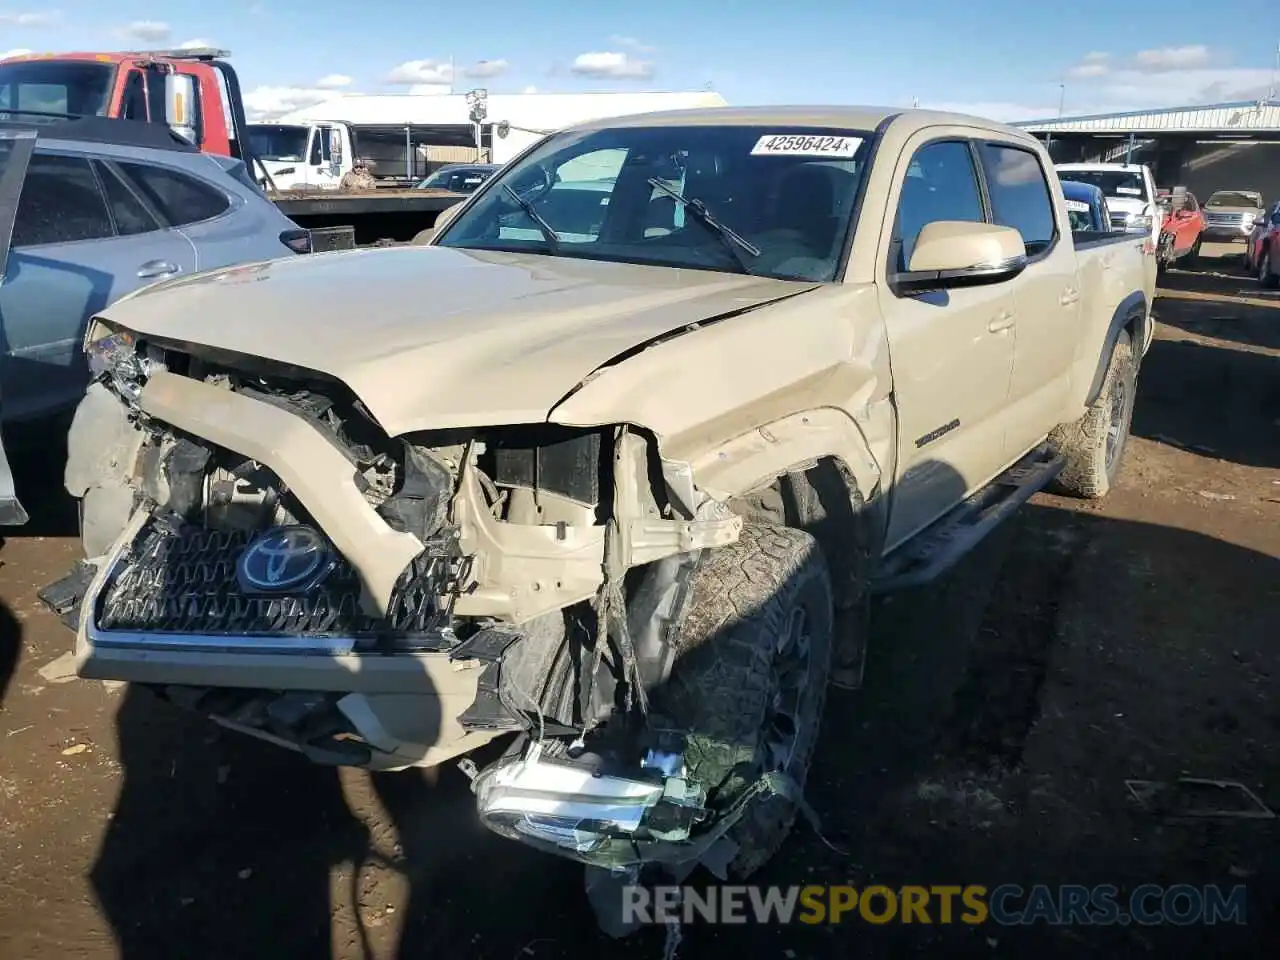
1133, 44, 1212, 72
242, 85, 340, 121
462, 59, 508, 79
315, 73, 352, 89
1067, 52, 1110, 79
609, 35, 656, 54
0, 11, 60, 26
249, 1, 266, 13
121, 20, 171, 43
386, 59, 454, 85
522, 85, 539, 94
178, 38, 213, 50
0, 48, 33, 60
570, 51, 654, 80
408, 83, 451, 96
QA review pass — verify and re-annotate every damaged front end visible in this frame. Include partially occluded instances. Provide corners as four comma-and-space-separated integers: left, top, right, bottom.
44, 320, 747, 863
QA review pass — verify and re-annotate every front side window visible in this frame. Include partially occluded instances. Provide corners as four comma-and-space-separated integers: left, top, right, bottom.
980, 143, 1056, 254
0, 61, 115, 119
246, 124, 310, 162
121, 70, 147, 121
115, 161, 231, 226
12, 153, 114, 246
436, 124, 873, 282
893, 140, 985, 270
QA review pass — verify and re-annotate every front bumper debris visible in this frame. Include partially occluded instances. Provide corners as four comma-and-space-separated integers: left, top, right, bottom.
473, 739, 708, 861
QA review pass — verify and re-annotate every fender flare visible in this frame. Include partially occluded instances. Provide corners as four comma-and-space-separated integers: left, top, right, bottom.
1085, 290, 1147, 405
681, 406, 889, 540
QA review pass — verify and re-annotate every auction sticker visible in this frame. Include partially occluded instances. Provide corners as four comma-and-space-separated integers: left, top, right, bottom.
1064, 199, 1090, 212
751, 134, 862, 158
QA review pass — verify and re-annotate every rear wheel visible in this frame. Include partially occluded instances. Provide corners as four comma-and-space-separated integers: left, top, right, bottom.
1049, 330, 1137, 500
652, 522, 833, 877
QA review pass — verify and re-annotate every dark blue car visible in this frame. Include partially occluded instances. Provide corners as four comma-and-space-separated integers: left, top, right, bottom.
1060, 180, 1112, 232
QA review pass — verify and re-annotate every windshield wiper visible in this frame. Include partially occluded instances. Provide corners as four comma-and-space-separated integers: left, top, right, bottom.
647, 177, 760, 273
502, 183, 561, 252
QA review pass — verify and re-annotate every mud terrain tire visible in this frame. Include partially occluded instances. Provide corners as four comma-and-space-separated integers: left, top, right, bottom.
652, 522, 833, 878
1049, 330, 1137, 499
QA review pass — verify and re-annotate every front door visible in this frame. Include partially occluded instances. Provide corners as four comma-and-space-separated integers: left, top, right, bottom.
876, 135, 1018, 552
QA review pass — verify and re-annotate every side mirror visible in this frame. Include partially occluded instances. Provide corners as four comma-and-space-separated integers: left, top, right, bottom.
892, 221, 1028, 292
164, 74, 198, 144
430, 199, 465, 238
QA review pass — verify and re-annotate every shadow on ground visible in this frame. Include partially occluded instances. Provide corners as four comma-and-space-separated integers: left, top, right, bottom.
1130, 317, 1280, 470
79, 499, 1279, 960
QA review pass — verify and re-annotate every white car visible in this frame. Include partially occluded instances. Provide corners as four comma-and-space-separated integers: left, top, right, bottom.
1055, 162, 1160, 247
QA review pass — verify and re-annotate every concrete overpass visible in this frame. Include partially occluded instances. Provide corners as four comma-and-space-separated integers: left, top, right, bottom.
1014, 100, 1280, 203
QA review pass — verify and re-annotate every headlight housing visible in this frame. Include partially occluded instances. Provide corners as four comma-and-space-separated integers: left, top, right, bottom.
85, 331, 145, 399
1126, 213, 1153, 232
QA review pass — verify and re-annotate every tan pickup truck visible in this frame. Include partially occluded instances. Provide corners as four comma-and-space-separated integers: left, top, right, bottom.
40, 106, 1155, 903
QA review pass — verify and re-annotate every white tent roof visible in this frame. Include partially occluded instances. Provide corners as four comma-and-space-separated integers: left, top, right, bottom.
276, 90, 729, 130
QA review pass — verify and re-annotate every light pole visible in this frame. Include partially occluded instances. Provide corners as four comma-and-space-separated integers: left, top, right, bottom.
465, 88, 488, 162
1058, 82, 1065, 118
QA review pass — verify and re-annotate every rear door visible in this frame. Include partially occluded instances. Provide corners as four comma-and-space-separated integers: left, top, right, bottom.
111, 155, 292, 267
0, 128, 35, 525
0, 149, 197, 422
976, 140, 1081, 457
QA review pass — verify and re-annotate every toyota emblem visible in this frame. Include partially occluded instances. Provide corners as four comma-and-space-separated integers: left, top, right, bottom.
236, 525, 332, 594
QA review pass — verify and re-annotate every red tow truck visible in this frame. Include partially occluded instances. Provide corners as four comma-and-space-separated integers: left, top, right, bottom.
0, 48, 465, 244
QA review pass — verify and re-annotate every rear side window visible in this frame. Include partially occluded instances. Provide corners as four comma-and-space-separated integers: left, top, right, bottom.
95, 162, 162, 236
978, 143, 1056, 255
115, 161, 231, 226
11, 153, 113, 247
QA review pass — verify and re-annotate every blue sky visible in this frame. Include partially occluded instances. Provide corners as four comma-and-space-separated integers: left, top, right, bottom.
2, 0, 1277, 122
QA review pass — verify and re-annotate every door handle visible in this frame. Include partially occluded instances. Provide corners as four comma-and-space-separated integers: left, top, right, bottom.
987, 310, 1014, 333
137, 260, 180, 280
1060, 287, 1080, 306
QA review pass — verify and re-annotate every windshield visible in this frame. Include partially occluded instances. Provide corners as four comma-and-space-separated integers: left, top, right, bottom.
1205, 191, 1261, 208
1058, 169, 1148, 201
436, 124, 871, 282
247, 124, 310, 162
420, 166, 496, 192
0, 61, 115, 119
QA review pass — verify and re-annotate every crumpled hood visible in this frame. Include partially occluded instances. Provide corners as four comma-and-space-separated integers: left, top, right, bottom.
99, 246, 819, 435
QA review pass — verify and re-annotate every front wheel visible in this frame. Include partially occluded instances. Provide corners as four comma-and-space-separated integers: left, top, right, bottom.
652, 522, 834, 878
1049, 330, 1137, 500
1260, 247, 1280, 289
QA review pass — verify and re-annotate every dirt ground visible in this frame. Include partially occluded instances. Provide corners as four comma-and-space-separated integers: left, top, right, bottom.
0, 256, 1277, 959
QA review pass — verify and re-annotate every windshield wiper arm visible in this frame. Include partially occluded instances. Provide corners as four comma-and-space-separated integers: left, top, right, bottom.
647, 177, 760, 272
502, 183, 560, 252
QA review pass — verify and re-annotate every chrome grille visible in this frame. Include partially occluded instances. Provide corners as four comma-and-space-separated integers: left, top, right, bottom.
96, 517, 471, 648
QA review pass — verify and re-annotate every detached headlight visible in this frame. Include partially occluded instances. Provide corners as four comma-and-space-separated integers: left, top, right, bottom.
86, 331, 146, 398
1126, 213, 1153, 231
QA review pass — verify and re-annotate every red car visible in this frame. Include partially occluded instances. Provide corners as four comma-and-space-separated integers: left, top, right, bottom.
1155, 187, 1206, 269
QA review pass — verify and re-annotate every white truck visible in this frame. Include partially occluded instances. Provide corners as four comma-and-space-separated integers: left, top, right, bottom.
1055, 162, 1160, 248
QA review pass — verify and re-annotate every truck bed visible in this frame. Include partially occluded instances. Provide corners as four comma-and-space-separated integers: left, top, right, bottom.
267, 188, 464, 217
267, 188, 468, 246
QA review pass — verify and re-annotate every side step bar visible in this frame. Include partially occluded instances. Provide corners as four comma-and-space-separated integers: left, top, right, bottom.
872, 443, 1065, 593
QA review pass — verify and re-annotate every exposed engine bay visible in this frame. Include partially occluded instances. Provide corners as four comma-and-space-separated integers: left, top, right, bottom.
41, 323, 752, 872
